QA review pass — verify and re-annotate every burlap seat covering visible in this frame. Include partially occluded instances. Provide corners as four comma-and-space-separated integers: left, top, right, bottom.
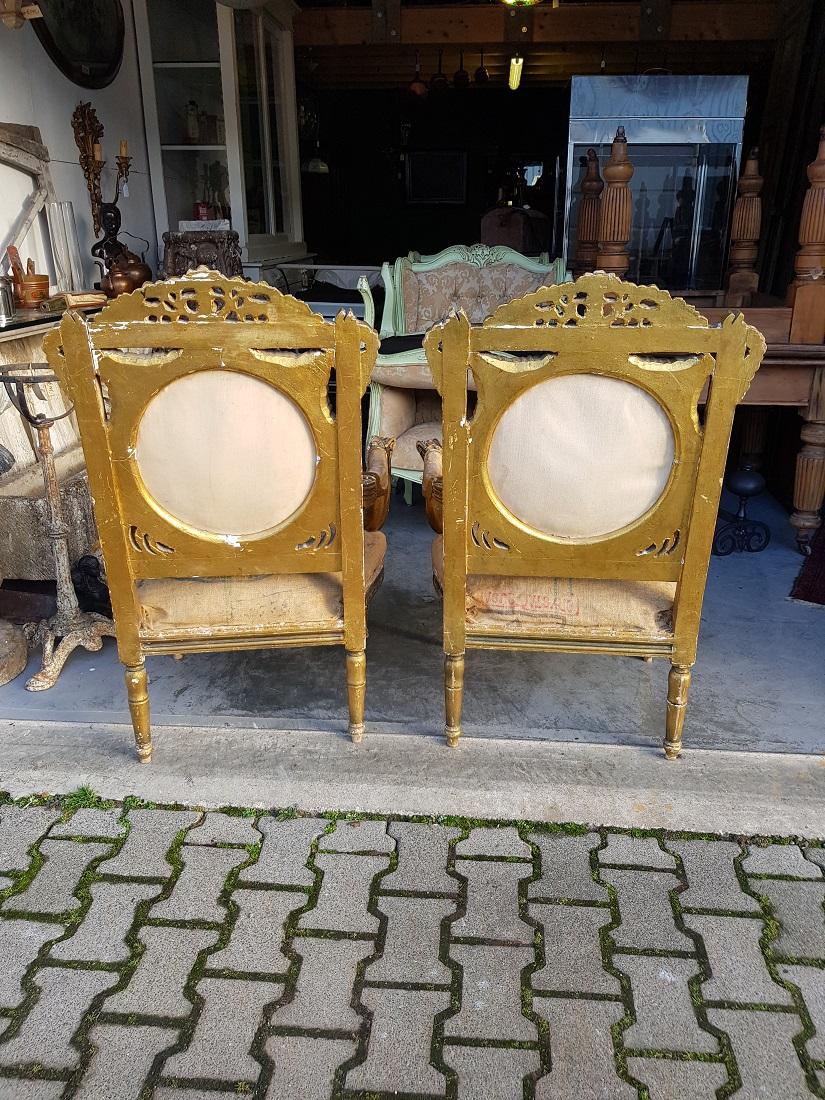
431, 536, 675, 636
138, 531, 386, 639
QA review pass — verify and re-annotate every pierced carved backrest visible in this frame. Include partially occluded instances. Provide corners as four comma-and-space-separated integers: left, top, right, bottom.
44, 269, 377, 642
424, 273, 764, 632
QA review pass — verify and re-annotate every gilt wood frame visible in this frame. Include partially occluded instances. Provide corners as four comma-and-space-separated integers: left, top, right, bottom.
424, 273, 765, 668
43, 269, 379, 671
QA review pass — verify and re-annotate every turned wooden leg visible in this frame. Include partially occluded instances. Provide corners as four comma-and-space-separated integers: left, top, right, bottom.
790, 371, 825, 555
445, 653, 465, 748
346, 649, 366, 743
738, 406, 769, 471
665, 664, 691, 760
124, 661, 151, 763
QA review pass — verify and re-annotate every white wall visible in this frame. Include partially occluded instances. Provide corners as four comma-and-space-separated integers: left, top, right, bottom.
0, 0, 157, 288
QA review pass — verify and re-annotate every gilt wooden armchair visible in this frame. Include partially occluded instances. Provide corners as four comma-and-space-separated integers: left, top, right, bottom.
44, 270, 393, 761
421, 273, 765, 757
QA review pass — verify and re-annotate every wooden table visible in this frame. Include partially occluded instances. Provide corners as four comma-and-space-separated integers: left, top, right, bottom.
705, 307, 825, 553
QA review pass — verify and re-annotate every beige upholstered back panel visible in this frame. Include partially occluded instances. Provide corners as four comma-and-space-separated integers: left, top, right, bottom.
486, 374, 674, 539
135, 370, 317, 537
402, 264, 548, 332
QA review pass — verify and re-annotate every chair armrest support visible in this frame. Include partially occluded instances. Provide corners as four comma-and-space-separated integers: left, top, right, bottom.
417, 437, 443, 533
356, 275, 375, 329
362, 436, 395, 531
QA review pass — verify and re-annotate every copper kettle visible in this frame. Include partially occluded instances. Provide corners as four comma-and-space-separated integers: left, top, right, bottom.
100, 250, 152, 298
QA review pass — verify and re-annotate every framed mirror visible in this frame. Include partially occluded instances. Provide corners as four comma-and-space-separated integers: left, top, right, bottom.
32, 0, 125, 90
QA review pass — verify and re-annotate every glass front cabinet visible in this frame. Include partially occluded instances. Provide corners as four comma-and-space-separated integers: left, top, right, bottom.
134, 0, 307, 280
564, 76, 748, 293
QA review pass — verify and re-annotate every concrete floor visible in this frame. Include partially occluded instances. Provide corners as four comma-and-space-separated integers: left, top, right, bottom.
1, 490, 823, 755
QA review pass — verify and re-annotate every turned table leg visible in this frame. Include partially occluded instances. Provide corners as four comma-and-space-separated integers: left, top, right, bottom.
790, 368, 825, 554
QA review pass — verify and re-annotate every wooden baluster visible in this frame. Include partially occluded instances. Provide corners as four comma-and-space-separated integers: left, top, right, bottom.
724, 147, 763, 307
788, 125, 825, 553
596, 126, 634, 278
573, 148, 603, 277
789, 124, 825, 344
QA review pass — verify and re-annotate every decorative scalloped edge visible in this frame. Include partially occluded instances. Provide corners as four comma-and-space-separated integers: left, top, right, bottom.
484, 272, 710, 329
86, 267, 330, 328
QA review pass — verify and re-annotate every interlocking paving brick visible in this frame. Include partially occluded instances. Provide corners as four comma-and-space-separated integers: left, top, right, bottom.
686, 914, 791, 1005
0, 1083, 65, 1098
667, 839, 759, 912
600, 835, 676, 869
242, 817, 327, 887
208, 889, 298, 974
0, 965, 118, 1070
299, 853, 388, 934
163, 976, 279, 1082
444, 1045, 542, 1099
274, 936, 372, 1031
383, 821, 460, 894
456, 827, 531, 859
50, 880, 160, 963
626, 1056, 729, 1098
265, 1035, 356, 1099
346, 987, 449, 1094
77, 1022, 177, 1099
778, 963, 825, 1060
184, 811, 259, 847
0, 807, 61, 872
7, 840, 110, 914
368, 895, 454, 985
617, 955, 716, 1054
446, 944, 536, 1041
601, 868, 690, 952
758, 879, 825, 958
743, 844, 823, 879
528, 833, 606, 902
531, 904, 620, 995
707, 1008, 811, 1099
533, 997, 634, 1099
105, 926, 217, 1018
150, 846, 247, 924
805, 848, 825, 873
102, 810, 199, 878
0, 919, 61, 1009
50, 809, 125, 839
320, 820, 394, 853
452, 860, 533, 944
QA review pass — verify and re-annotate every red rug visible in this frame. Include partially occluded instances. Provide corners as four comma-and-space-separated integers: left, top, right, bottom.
790, 523, 825, 605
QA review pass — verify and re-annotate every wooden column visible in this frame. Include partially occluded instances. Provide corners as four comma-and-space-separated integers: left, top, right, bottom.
788, 126, 825, 550
573, 149, 603, 277
790, 367, 825, 553
788, 124, 825, 344
724, 148, 763, 307
596, 126, 634, 278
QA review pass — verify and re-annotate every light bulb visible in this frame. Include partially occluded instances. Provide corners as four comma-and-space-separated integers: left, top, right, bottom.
508, 55, 524, 91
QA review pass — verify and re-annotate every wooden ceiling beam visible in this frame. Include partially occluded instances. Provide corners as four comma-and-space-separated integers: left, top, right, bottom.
294, 1, 778, 47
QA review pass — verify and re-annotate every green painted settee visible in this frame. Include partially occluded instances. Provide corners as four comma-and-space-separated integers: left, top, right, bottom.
359, 244, 567, 501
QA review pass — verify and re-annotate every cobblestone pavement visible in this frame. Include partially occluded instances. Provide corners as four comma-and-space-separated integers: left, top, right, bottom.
0, 802, 824, 1098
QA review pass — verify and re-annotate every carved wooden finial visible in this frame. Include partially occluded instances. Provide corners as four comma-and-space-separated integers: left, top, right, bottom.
793, 124, 825, 286
724, 147, 763, 307
596, 126, 634, 278
573, 149, 604, 277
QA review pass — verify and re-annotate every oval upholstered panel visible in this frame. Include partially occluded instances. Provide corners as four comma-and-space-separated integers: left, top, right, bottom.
486, 374, 674, 540
135, 371, 317, 537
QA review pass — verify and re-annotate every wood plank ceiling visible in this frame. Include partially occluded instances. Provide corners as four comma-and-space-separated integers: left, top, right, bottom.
294, 0, 779, 88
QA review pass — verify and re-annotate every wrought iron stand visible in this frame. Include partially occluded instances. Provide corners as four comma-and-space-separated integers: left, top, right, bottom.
0, 367, 115, 690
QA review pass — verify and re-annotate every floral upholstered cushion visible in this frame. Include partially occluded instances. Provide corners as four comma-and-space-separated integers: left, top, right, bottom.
402, 263, 549, 332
